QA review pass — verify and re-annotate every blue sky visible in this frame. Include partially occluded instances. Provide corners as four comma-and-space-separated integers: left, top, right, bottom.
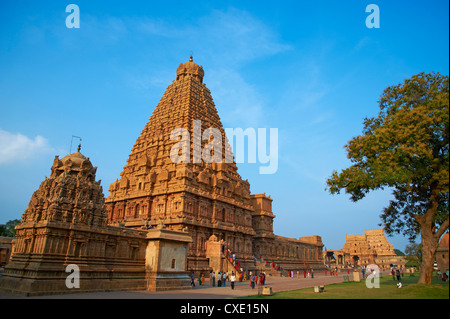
0, 0, 448, 251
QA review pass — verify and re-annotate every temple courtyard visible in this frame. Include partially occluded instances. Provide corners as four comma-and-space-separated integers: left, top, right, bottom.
0, 270, 366, 299
1, 269, 447, 299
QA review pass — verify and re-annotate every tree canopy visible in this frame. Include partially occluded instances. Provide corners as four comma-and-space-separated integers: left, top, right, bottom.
326, 72, 449, 284
0, 219, 20, 237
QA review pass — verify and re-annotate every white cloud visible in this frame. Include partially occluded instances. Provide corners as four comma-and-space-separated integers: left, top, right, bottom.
0, 129, 54, 165
136, 8, 290, 66
194, 8, 291, 66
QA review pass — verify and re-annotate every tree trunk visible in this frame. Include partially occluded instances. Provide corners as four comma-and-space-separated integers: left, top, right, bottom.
418, 227, 438, 284
416, 185, 443, 284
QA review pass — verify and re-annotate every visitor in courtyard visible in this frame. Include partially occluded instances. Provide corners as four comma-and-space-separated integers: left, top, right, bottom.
218, 272, 222, 287
230, 272, 236, 290
259, 273, 265, 285
211, 271, 215, 287
222, 272, 227, 287
190, 272, 195, 288
250, 272, 256, 289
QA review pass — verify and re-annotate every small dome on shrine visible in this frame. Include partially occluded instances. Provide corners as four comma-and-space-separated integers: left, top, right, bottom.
56, 146, 95, 174
176, 55, 204, 83
61, 151, 87, 166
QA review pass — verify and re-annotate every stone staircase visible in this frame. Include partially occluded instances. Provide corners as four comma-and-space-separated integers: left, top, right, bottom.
223, 250, 243, 276
254, 256, 285, 277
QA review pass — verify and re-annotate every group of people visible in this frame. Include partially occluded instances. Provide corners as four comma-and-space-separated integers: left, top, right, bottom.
190, 271, 236, 288
249, 272, 266, 289
210, 271, 229, 287
224, 248, 242, 272
324, 268, 339, 276
436, 269, 449, 282
391, 267, 404, 281
390, 267, 404, 288
190, 270, 267, 290
302, 269, 315, 278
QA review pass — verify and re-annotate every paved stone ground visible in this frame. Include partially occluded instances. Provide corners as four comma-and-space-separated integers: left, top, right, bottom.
0, 271, 369, 299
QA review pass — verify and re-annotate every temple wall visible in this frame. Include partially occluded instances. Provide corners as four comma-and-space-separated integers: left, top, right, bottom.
0, 222, 148, 296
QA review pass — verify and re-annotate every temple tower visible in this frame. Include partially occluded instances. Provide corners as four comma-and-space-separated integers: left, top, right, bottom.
105, 57, 256, 272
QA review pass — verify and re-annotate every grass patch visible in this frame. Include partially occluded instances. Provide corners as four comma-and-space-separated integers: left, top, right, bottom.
240, 275, 449, 299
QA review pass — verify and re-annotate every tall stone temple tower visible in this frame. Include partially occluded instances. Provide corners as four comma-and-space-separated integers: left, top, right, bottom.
106, 56, 256, 271
105, 57, 324, 273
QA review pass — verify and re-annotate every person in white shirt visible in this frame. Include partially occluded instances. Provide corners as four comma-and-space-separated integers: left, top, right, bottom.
230, 272, 237, 290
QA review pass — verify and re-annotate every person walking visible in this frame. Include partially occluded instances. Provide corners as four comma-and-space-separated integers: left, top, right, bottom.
230, 272, 237, 290
222, 272, 227, 287
211, 271, 216, 287
250, 272, 256, 289
190, 272, 195, 288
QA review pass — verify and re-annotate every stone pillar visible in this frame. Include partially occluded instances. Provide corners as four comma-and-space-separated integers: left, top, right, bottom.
145, 224, 192, 291
205, 235, 223, 273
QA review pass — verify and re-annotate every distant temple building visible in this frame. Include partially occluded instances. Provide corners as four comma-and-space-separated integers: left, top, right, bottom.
0, 57, 323, 296
323, 229, 406, 269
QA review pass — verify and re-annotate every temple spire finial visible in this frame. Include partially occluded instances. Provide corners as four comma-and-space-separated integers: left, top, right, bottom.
189, 55, 193, 62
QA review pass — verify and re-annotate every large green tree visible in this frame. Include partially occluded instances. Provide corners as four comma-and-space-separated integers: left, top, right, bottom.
0, 219, 20, 237
326, 72, 449, 284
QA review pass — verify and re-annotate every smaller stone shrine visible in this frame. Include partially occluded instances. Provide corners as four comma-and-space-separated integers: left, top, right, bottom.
0, 147, 192, 296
